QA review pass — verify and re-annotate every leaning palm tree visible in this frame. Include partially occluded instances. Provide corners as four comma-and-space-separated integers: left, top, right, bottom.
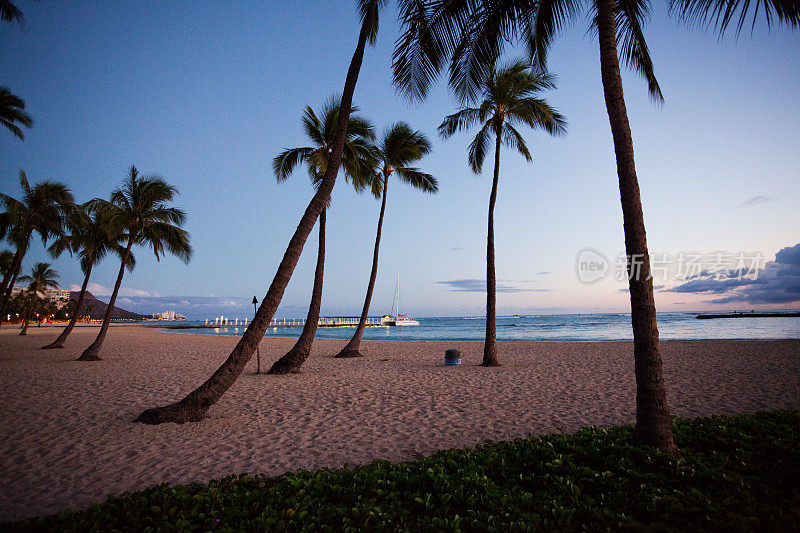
0, 171, 73, 325
438, 61, 566, 366
268, 98, 377, 375
136, 0, 385, 425
392, 0, 676, 451
17, 262, 59, 336
42, 202, 134, 349
78, 166, 191, 361
336, 122, 436, 358
0, 87, 32, 140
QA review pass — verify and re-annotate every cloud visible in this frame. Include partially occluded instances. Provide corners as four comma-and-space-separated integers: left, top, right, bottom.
86, 282, 111, 296
737, 195, 775, 208
666, 243, 800, 304
84, 283, 156, 298
92, 295, 250, 319
436, 278, 549, 293
121, 287, 157, 297
619, 284, 666, 293
450, 246, 464, 251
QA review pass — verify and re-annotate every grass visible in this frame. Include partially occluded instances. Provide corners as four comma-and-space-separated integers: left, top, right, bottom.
6, 410, 799, 532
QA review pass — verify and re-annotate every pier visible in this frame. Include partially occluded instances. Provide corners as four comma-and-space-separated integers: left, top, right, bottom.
695, 312, 800, 319
158, 316, 385, 330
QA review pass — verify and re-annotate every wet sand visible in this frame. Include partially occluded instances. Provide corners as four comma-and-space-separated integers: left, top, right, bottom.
1, 326, 798, 521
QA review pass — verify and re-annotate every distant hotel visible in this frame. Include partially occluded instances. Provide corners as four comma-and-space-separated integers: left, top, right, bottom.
151, 310, 186, 321
10, 286, 71, 306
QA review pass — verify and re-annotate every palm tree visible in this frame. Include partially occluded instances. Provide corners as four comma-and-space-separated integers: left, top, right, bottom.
136, 0, 385, 425
0, 0, 23, 25
0, 87, 32, 140
438, 61, 565, 366
2, 2, 32, 141
0, 171, 73, 325
392, 0, 677, 451
336, 122, 436, 358
268, 98, 377, 375
17, 263, 59, 335
42, 202, 134, 349
78, 166, 191, 361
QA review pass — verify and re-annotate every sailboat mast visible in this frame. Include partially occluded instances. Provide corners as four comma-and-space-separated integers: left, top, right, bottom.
391, 274, 398, 317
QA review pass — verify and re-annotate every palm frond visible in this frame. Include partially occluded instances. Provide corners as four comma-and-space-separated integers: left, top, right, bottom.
438, 107, 482, 138
396, 167, 439, 193
358, 0, 387, 45
104, 167, 191, 266
467, 121, 494, 173
669, 0, 800, 35
278, 97, 377, 197
21, 262, 60, 296
508, 96, 568, 136
449, 0, 532, 104
381, 122, 432, 167
301, 105, 325, 147
147, 206, 187, 226
140, 222, 192, 264
0, 87, 32, 140
273, 147, 314, 182
501, 123, 533, 161
526, 0, 584, 69
0, 0, 24, 25
393, 0, 454, 101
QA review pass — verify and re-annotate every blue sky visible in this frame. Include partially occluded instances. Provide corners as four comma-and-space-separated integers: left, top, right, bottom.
1, 1, 798, 319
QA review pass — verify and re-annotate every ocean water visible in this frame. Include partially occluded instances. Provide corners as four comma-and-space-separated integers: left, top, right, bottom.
163, 312, 800, 342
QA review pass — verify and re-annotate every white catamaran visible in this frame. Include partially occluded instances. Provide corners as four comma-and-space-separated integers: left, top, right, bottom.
381, 274, 419, 326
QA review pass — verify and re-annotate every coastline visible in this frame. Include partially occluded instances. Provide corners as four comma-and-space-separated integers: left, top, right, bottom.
1, 327, 798, 521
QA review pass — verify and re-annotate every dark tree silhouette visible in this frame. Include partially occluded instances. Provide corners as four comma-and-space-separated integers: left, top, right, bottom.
79, 167, 191, 361
269, 99, 377, 374
336, 122, 436, 358
42, 203, 133, 349
438, 60, 565, 366
136, 0, 387, 425
17, 262, 59, 336
0, 171, 73, 325
392, 0, 673, 450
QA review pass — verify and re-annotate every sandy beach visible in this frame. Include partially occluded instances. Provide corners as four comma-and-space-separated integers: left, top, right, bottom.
0, 326, 798, 522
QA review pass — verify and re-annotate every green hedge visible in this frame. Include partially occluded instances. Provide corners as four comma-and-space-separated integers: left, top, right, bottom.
7, 410, 799, 531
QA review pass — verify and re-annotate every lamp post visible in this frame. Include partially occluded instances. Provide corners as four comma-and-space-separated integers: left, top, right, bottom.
253, 296, 260, 374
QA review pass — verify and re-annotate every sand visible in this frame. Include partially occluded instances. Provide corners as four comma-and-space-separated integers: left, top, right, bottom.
0, 326, 798, 521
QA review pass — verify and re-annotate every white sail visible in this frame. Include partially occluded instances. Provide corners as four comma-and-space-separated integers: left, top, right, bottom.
381, 274, 419, 326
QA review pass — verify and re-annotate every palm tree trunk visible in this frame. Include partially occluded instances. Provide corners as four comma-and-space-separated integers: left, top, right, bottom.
336, 172, 388, 358
135, 4, 378, 425
42, 265, 92, 349
78, 239, 133, 361
19, 295, 32, 335
0, 248, 23, 324
596, 0, 675, 453
482, 130, 502, 367
268, 208, 326, 374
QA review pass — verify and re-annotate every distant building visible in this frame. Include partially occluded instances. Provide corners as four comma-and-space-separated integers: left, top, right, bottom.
152, 310, 186, 321
10, 286, 71, 307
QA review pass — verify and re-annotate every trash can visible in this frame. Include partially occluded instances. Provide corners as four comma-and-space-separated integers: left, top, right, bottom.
444, 349, 461, 365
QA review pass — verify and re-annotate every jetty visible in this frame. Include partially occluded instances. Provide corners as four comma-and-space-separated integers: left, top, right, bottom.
157, 316, 385, 330
696, 312, 800, 319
